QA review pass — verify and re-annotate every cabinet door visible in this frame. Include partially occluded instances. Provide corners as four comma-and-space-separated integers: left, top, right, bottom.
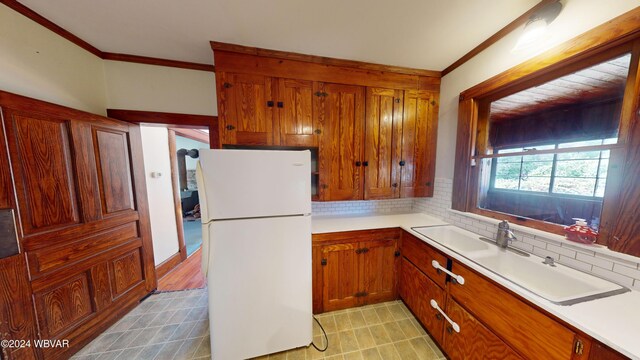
449, 262, 577, 360
364, 87, 403, 200
218, 72, 274, 145
400, 90, 438, 197
276, 78, 317, 147
443, 299, 522, 360
359, 239, 398, 304
399, 258, 445, 344
317, 82, 365, 200
321, 242, 360, 311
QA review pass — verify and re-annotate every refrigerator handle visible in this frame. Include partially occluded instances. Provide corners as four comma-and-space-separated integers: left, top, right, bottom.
195, 161, 209, 222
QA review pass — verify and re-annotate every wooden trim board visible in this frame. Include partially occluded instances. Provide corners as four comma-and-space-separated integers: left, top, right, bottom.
106, 109, 215, 127
211, 41, 441, 78
441, 0, 559, 76
155, 251, 183, 280
168, 130, 188, 262
0, 0, 215, 72
102, 53, 215, 72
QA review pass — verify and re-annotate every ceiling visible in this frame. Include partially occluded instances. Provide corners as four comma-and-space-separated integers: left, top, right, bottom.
18, 0, 540, 70
490, 53, 631, 121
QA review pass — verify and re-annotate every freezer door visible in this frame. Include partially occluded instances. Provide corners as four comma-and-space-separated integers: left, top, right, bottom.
206, 215, 312, 359
198, 149, 311, 220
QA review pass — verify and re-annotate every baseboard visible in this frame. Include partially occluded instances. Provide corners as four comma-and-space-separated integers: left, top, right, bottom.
156, 252, 183, 280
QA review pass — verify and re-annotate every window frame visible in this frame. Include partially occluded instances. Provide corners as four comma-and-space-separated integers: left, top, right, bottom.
452, 25, 640, 248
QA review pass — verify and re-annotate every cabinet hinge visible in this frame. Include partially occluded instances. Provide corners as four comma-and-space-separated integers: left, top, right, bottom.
574, 340, 584, 355
394, 250, 401, 257
314, 91, 328, 97
223, 82, 233, 88
321, 258, 327, 266
354, 291, 368, 298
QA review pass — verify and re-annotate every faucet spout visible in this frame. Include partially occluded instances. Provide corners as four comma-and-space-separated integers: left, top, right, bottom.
496, 220, 517, 248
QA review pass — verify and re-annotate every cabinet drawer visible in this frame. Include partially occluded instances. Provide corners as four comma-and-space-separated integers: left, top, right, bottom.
401, 231, 447, 287
399, 257, 445, 344
443, 299, 522, 360
449, 262, 579, 360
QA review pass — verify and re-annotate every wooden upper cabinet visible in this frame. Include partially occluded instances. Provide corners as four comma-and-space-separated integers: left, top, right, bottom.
317, 82, 365, 201
400, 90, 439, 198
364, 87, 403, 200
212, 44, 441, 200
217, 72, 275, 146
275, 78, 317, 147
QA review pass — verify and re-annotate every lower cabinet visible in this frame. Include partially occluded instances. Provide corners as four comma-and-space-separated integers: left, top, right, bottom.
312, 229, 400, 313
313, 228, 630, 360
398, 257, 445, 344
443, 299, 522, 360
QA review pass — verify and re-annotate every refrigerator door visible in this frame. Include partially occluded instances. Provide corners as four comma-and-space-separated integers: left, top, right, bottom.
206, 215, 312, 360
198, 149, 311, 221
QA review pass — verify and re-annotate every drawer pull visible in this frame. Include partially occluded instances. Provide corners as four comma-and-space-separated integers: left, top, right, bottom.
430, 299, 460, 333
431, 260, 465, 285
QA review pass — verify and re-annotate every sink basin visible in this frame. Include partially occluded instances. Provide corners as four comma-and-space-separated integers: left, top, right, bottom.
412, 226, 490, 253
411, 225, 628, 305
472, 253, 628, 305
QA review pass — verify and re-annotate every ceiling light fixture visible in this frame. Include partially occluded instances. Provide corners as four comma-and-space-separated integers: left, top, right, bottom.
513, 1, 563, 52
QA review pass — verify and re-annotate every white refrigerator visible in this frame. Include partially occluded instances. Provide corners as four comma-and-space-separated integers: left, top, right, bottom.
196, 149, 313, 360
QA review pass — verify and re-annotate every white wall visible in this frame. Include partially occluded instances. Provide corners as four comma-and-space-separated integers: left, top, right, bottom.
0, 4, 107, 114
103, 60, 217, 115
435, 0, 640, 180
140, 126, 180, 265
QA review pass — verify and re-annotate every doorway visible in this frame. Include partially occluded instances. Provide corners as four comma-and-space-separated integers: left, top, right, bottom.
174, 133, 208, 256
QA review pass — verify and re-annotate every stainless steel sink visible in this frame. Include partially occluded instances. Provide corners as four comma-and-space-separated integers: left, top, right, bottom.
411, 225, 629, 305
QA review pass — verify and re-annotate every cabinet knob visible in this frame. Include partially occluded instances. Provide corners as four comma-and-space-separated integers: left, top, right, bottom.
446, 326, 454, 334
321, 184, 328, 189
267, 101, 274, 107
314, 129, 322, 135
399, 160, 406, 166
355, 161, 361, 167
363, 161, 369, 167
392, 183, 398, 188
225, 125, 235, 130
223, 82, 233, 88
277, 101, 284, 108
426, 181, 432, 186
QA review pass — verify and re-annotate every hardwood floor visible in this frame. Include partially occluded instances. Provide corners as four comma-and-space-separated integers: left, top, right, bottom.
158, 248, 206, 291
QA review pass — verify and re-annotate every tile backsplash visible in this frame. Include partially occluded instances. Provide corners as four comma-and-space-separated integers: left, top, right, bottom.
313, 178, 640, 291
312, 198, 414, 215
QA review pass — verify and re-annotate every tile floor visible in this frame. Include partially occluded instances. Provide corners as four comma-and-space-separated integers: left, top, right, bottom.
73, 289, 444, 360
257, 301, 446, 360
72, 288, 210, 360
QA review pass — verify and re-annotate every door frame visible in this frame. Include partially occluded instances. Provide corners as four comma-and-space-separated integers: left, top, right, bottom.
107, 109, 215, 279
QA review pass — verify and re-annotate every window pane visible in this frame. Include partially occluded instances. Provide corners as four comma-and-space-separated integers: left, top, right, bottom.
558, 139, 603, 148
521, 160, 553, 176
498, 155, 522, 163
553, 177, 597, 196
557, 151, 601, 160
520, 176, 551, 192
595, 178, 607, 197
555, 159, 599, 177
603, 137, 617, 145
601, 149, 610, 159
494, 161, 520, 190
598, 158, 609, 178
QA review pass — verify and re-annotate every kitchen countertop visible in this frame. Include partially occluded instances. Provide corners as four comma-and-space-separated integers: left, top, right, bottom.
312, 212, 640, 359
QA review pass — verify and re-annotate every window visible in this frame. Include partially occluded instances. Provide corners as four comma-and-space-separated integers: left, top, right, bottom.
453, 35, 640, 249
492, 139, 614, 198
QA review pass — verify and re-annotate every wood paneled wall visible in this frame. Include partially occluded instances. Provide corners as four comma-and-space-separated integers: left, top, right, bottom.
0, 91, 156, 359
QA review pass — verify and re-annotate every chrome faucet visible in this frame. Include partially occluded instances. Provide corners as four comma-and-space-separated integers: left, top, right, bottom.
496, 220, 517, 248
